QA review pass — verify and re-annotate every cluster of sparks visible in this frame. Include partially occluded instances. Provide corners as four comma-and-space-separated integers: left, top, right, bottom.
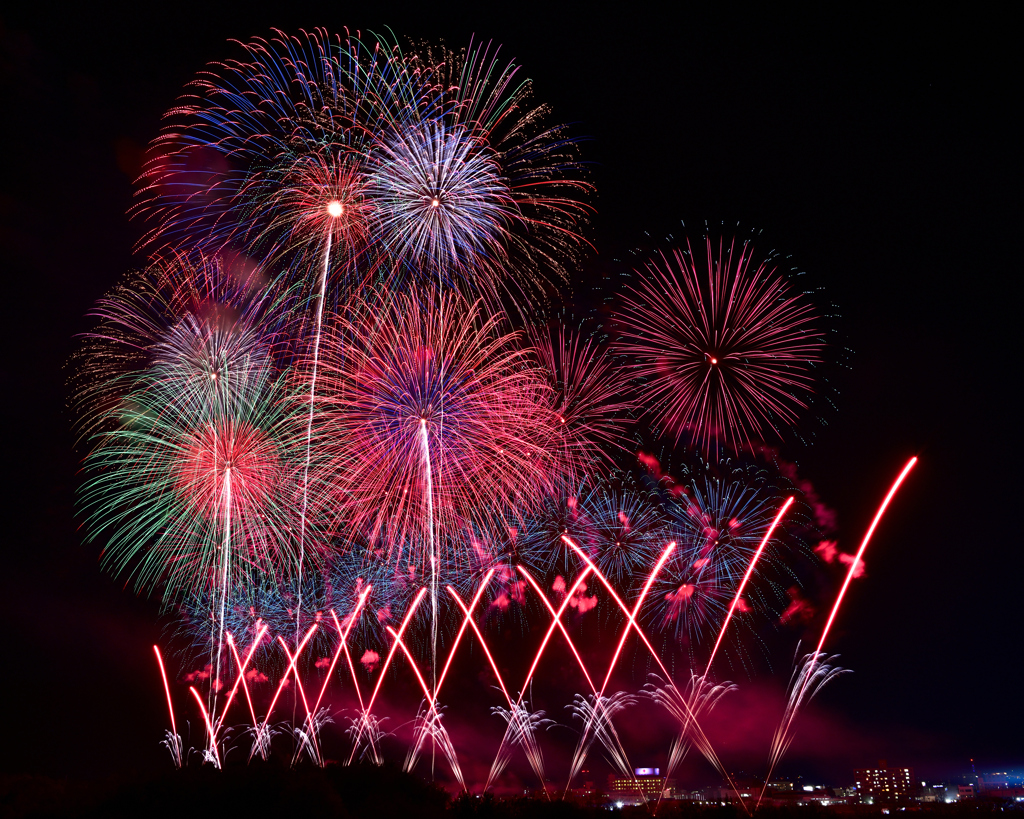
72, 26, 918, 804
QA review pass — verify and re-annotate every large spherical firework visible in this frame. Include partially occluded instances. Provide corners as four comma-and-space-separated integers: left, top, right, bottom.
76, 260, 316, 606
71, 256, 289, 442
316, 286, 560, 584
367, 119, 514, 287
614, 236, 825, 455
580, 480, 669, 586
397, 38, 593, 298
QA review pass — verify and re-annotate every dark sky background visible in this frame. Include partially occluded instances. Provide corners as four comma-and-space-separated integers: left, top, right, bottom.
1, 3, 1019, 791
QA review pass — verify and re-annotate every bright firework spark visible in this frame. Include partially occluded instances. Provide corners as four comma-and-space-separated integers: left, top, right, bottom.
760, 456, 917, 801
615, 235, 825, 455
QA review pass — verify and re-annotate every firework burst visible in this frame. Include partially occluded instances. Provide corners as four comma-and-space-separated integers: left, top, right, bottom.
615, 235, 825, 455
400, 38, 593, 298
652, 462, 796, 662
316, 286, 560, 575
77, 259, 315, 607
367, 119, 515, 288
135, 29, 425, 277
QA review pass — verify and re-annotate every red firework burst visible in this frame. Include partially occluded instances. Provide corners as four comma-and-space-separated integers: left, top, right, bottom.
614, 236, 825, 454
314, 287, 561, 577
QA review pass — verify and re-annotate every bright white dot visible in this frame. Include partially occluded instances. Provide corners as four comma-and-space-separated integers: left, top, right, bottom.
326, 200, 343, 218
430, 198, 440, 207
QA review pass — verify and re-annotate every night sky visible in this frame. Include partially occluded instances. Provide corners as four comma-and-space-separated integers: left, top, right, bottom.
1, 4, 1019, 788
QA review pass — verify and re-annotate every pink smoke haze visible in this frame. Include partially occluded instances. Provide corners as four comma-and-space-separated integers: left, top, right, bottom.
360, 650, 380, 672
780, 586, 815, 626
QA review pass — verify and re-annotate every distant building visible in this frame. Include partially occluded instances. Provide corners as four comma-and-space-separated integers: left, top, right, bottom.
918, 783, 957, 803
977, 775, 1024, 801
607, 769, 674, 804
854, 762, 915, 801
958, 785, 976, 800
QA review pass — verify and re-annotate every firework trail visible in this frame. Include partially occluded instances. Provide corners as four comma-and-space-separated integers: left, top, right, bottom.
484, 566, 594, 792
490, 699, 554, 797
77, 259, 318, 702
153, 646, 183, 767
386, 629, 465, 790
615, 235, 824, 455
758, 649, 849, 807
567, 692, 641, 801
318, 285, 559, 668
134, 29, 420, 274
225, 629, 267, 755
704, 495, 795, 675
760, 456, 917, 797
250, 624, 318, 761
561, 536, 744, 802
346, 587, 429, 765
653, 463, 795, 663
402, 572, 494, 778
559, 538, 674, 790
643, 673, 738, 810
447, 586, 554, 793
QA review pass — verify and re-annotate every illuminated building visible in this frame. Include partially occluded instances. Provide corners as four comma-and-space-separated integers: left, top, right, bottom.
607, 768, 674, 804
854, 762, 915, 801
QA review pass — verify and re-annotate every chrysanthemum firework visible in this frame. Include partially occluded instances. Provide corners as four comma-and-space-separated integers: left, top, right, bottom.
76, 259, 317, 607
614, 236, 825, 455
370, 37, 593, 300
578, 479, 669, 586
366, 119, 513, 286
315, 286, 560, 584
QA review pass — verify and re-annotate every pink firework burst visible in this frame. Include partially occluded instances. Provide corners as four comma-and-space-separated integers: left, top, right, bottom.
315, 286, 562, 579
614, 236, 825, 454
